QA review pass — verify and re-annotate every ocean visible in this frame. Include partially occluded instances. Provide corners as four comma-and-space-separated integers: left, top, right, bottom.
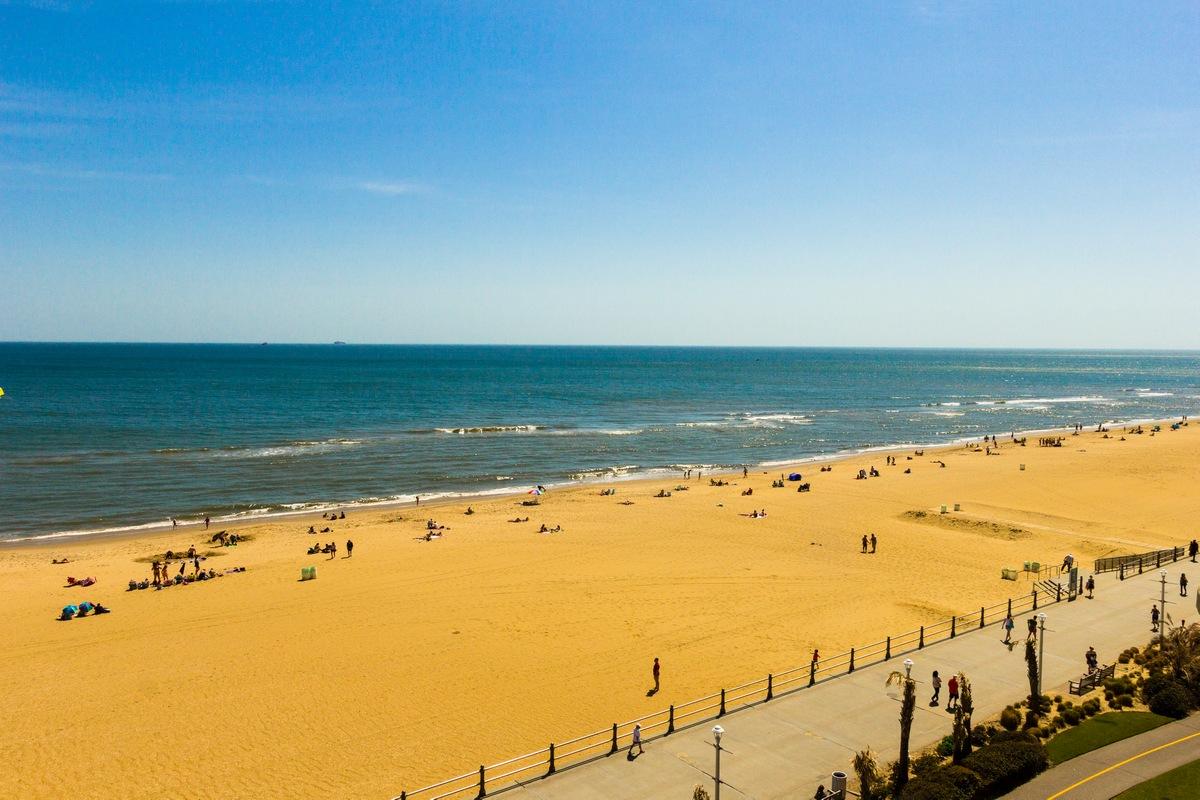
1, 343, 1197, 541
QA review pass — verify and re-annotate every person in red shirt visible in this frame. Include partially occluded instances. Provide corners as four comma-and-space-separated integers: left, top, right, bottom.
947, 674, 959, 711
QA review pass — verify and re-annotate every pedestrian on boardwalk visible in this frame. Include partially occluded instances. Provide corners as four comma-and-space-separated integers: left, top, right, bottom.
930, 671, 942, 707
1026, 617, 1038, 643
947, 674, 959, 711
1151, 603, 1160, 632
1189, 538, 1198, 563
346, 539, 354, 557
1085, 646, 1098, 673
1002, 613, 1015, 644
1181, 573, 1188, 597
628, 723, 644, 756
1085, 575, 1095, 599
861, 535, 868, 553
870, 533, 877, 553
652, 657, 660, 694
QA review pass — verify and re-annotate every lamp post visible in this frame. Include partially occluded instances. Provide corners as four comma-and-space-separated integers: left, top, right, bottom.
1036, 613, 1047, 698
903, 658, 913, 679
711, 725, 724, 800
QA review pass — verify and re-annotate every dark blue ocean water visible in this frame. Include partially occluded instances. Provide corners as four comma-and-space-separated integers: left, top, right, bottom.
1, 344, 1197, 540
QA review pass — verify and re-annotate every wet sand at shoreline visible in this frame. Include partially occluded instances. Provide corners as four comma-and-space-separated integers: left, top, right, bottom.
1, 421, 1195, 799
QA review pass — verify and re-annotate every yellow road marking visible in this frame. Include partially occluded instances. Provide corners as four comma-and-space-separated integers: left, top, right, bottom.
1045, 730, 1200, 799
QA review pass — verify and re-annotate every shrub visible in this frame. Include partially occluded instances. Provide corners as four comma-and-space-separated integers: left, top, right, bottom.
1117, 694, 1134, 708
1053, 694, 1062, 703
1082, 698, 1101, 716
969, 725, 991, 747
999, 707, 1021, 732
988, 730, 1038, 745
961, 740, 1050, 798
912, 753, 944, 776
898, 764, 981, 800
1148, 685, 1194, 719
1141, 674, 1181, 703
936, 735, 954, 757
1062, 707, 1082, 725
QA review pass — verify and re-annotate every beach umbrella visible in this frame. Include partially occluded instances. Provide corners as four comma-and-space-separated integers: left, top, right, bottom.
528, 487, 543, 495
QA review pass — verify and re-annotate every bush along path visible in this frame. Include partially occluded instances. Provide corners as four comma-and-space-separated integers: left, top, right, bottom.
860, 621, 1200, 799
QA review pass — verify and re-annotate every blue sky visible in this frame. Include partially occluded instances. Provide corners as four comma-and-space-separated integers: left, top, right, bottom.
2, 1, 1197, 347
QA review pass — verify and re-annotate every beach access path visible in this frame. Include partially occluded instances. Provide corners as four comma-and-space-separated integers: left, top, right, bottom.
1001, 713, 1200, 800
482, 569, 1190, 800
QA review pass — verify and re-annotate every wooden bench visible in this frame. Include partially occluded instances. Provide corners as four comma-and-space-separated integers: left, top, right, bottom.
1069, 663, 1115, 695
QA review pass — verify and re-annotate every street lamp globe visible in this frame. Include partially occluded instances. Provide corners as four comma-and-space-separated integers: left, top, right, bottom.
903, 658, 913, 677
1037, 612, 1046, 623
712, 725, 724, 743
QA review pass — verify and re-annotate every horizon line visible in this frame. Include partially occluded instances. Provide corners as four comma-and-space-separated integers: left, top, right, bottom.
3, 340, 1200, 353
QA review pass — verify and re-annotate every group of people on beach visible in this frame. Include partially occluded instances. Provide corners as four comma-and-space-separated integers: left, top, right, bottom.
860, 534, 878, 554
307, 540, 353, 558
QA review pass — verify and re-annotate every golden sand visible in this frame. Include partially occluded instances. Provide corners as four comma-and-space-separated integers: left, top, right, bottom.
2, 424, 1195, 799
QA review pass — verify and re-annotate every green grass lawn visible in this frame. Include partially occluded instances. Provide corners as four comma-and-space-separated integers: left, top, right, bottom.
1046, 712, 1174, 764
1114, 757, 1200, 799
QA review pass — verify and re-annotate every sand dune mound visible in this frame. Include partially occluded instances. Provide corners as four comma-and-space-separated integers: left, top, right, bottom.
900, 509, 1032, 540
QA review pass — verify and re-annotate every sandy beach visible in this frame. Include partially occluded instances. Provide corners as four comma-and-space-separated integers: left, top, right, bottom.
2, 421, 1196, 800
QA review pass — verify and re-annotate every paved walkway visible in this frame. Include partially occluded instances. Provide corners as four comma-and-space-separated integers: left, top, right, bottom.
485, 569, 1184, 800
1002, 714, 1200, 800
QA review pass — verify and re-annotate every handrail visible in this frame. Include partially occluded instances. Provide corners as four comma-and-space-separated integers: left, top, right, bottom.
1095, 545, 1186, 575
392, 561, 1164, 800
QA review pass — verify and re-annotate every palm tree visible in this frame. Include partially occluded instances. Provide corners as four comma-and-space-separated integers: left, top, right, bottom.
952, 673, 973, 762
885, 669, 917, 792
1025, 640, 1043, 720
852, 748, 885, 800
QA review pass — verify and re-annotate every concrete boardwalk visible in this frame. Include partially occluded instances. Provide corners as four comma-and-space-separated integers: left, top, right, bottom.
1002, 714, 1200, 799
488, 569, 1186, 800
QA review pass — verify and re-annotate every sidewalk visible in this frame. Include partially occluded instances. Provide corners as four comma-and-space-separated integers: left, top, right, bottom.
487, 570, 1177, 800
1002, 714, 1200, 799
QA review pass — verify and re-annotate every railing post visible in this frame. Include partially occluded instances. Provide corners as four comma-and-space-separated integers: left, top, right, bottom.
849, 648, 856, 672
667, 704, 675, 734
1057, 584, 1062, 603
1156, 551, 1161, 568
719, 689, 726, 716
885, 636, 891, 660
980, 607, 985, 628
477, 765, 486, 799
401, 793, 406, 800
919, 626, 925, 648
766, 674, 774, 701
547, 743, 556, 775
950, 616, 956, 638
1007, 598, 1012, 617
1033, 589, 1038, 610
809, 662, 816, 687
610, 723, 618, 754
1120, 563, 1125, 581
1139, 558, 1144, 574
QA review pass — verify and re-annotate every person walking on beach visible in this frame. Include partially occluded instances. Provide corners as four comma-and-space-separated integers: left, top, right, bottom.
1002, 613, 1015, 644
870, 533, 877, 553
743, 466, 748, 478
1085, 575, 1095, 599
329, 541, 337, 560
628, 723, 644, 756
930, 671, 942, 707
861, 535, 868, 554
1181, 573, 1189, 597
947, 674, 959, 711
652, 657, 660, 693
346, 539, 354, 558
204, 516, 210, 530
1151, 604, 1161, 632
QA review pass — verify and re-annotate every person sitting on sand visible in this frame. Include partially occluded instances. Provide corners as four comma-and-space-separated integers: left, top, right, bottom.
465, 507, 474, 515
339, 511, 345, 519
539, 524, 549, 533
308, 526, 316, 534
